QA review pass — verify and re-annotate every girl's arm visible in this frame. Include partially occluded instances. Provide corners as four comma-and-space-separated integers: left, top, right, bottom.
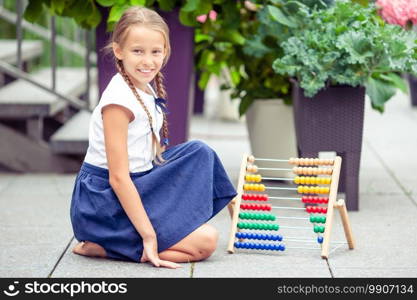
102, 104, 180, 269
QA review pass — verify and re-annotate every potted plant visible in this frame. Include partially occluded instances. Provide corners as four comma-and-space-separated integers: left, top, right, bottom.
194, 1, 334, 174
272, 0, 417, 210
375, 0, 417, 106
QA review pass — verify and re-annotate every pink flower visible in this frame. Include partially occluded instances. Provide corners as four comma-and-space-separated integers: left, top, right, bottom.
196, 10, 217, 23
376, 0, 417, 28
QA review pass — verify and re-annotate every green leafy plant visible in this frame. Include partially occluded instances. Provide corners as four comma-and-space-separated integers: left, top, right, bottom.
195, 0, 335, 116
272, 0, 417, 112
24, 0, 223, 30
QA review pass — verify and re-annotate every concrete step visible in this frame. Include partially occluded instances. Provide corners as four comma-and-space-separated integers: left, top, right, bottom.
50, 110, 91, 154
0, 39, 43, 64
0, 67, 96, 118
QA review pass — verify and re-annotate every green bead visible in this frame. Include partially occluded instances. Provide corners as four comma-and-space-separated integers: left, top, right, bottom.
323, 217, 327, 223
320, 226, 325, 233
314, 226, 319, 233
310, 216, 314, 223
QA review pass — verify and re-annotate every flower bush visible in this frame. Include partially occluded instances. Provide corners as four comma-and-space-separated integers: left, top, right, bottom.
376, 0, 417, 28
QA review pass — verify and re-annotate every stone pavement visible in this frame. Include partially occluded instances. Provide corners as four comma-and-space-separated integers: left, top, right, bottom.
0, 91, 416, 278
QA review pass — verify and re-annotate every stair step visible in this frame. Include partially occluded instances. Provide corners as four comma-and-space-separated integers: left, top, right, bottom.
0, 67, 97, 118
50, 110, 91, 154
0, 39, 43, 64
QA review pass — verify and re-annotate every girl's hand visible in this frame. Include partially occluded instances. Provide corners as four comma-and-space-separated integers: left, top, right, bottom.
140, 237, 181, 269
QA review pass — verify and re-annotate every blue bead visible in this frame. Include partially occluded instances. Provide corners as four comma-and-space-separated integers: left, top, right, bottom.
277, 235, 283, 241
317, 236, 324, 244
280, 245, 286, 251
236, 232, 241, 238
234, 242, 240, 248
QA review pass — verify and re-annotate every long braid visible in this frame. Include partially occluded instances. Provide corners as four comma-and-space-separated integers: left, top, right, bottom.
116, 60, 165, 163
154, 72, 169, 147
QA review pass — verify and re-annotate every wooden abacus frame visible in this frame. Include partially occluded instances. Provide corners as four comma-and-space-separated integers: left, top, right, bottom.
227, 154, 355, 259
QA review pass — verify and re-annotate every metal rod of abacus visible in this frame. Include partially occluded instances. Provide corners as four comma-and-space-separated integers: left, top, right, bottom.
257, 167, 293, 171
285, 246, 322, 250
280, 225, 314, 230
263, 177, 293, 181
284, 238, 321, 243
275, 216, 309, 221
253, 158, 289, 162
269, 196, 301, 201
271, 206, 305, 210
266, 186, 297, 191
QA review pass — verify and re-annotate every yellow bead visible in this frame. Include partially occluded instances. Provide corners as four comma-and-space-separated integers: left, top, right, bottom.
297, 186, 303, 194
260, 184, 265, 191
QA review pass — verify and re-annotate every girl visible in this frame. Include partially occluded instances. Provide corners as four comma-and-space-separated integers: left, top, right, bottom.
70, 6, 237, 269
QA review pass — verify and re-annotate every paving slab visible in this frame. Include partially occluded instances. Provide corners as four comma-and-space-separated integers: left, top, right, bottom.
51, 239, 192, 278
0, 175, 73, 277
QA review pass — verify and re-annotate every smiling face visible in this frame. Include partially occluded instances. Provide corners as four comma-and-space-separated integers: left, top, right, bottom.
113, 25, 166, 91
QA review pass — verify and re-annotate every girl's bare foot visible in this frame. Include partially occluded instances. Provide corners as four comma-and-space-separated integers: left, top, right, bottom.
72, 241, 107, 258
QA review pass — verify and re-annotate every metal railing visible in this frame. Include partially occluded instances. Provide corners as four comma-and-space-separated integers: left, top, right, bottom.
0, 0, 95, 111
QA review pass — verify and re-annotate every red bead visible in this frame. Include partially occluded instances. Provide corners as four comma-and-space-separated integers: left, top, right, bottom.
305, 206, 311, 213
242, 194, 247, 200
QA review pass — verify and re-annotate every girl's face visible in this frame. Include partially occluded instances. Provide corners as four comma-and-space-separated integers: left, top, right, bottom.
113, 25, 166, 91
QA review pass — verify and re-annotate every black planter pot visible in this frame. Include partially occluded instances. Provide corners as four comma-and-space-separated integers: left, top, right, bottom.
408, 75, 417, 106
292, 82, 366, 211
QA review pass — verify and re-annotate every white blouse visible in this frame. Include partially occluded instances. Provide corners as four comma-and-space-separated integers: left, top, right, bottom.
84, 73, 163, 172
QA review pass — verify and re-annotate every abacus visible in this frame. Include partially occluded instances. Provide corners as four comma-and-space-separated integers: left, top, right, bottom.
227, 154, 355, 259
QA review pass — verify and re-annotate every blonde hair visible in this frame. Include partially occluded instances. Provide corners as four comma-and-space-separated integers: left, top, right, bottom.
106, 6, 171, 164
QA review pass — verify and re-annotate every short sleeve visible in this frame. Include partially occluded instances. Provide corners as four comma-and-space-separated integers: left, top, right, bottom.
98, 75, 139, 121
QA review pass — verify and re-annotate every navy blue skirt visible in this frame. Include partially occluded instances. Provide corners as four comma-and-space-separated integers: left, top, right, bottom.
70, 140, 237, 262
